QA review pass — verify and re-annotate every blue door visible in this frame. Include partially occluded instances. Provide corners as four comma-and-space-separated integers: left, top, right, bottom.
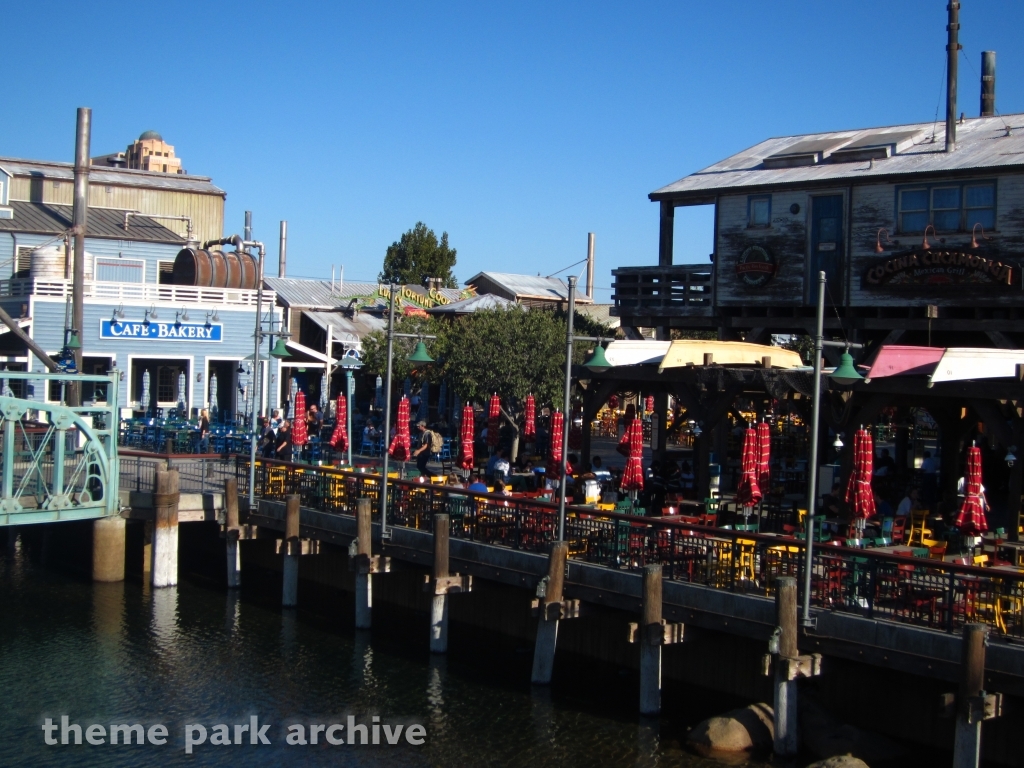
809, 195, 844, 302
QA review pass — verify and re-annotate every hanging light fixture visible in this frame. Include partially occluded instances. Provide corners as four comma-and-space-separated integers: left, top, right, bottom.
583, 341, 612, 373
830, 347, 864, 386
920, 224, 936, 250
692, 422, 703, 438
65, 331, 81, 350
833, 432, 844, 451
407, 340, 434, 367
970, 222, 990, 249
1006, 446, 1017, 467
270, 338, 291, 359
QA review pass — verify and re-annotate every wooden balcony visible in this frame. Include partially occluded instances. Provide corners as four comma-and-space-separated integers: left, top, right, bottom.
611, 265, 713, 318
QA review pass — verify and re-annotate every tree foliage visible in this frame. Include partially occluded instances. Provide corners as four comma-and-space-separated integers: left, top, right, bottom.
378, 222, 458, 288
360, 313, 438, 387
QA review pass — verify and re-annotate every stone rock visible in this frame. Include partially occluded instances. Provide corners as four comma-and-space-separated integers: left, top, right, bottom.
800, 694, 905, 763
806, 757, 870, 768
686, 703, 774, 755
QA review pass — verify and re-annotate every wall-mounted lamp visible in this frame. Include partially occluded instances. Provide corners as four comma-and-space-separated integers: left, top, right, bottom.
196, 372, 203, 383
875, 228, 896, 253
970, 223, 991, 249
119, 371, 125, 381
111, 303, 125, 327
921, 224, 936, 251
833, 432, 844, 451
143, 305, 158, 327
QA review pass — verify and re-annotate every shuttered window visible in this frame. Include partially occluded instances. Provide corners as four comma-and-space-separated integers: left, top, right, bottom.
95, 257, 145, 283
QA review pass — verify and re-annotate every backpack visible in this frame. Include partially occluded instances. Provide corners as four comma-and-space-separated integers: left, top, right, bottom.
428, 430, 444, 454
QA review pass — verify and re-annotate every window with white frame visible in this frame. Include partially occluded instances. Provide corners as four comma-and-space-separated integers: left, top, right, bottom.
748, 195, 771, 228
95, 257, 145, 283
897, 181, 996, 233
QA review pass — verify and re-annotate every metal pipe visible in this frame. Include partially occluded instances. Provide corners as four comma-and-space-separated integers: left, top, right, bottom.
586, 233, 595, 299
981, 51, 996, 117
945, 1, 961, 152
278, 221, 288, 278
801, 270, 826, 627
379, 284, 397, 540
71, 107, 91, 406
557, 276, 577, 542
202, 234, 244, 250
247, 240, 266, 508
244, 211, 252, 242
124, 211, 194, 241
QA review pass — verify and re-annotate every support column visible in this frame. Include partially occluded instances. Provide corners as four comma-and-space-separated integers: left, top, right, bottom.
151, 470, 179, 588
427, 513, 471, 653
224, 478, 241, 589
142, 520, 153, 579
92, 516, 126, 582
282, 495, 300, 608
627, 565, 683, 715
953, 624, 989, 768
531, 541, 578, 684
349, 498, 389, 628
773, 577, 799, 756
658, 200, 674, 267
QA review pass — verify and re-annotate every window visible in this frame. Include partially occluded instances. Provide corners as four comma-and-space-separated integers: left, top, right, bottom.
748, 195, 771, 227
897, 181, 996, 233
158, 260, 175, 284
94, 257, 144, 283
14, 246, 33, 279
157, 366, 181, 403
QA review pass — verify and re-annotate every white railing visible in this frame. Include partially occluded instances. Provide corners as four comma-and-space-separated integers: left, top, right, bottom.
0, 279, 274, 307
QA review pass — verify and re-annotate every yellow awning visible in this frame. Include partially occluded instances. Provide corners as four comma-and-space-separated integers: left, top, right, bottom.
657, 341, 804, 372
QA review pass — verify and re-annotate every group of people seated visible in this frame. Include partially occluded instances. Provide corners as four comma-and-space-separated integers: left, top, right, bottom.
256, 404, 324, 462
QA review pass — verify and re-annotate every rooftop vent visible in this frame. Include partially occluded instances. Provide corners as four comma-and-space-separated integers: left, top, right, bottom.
762, 137, 851, 168
826, 130, 922, 163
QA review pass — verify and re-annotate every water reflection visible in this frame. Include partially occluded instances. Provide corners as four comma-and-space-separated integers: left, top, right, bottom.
427, 654, 448, 739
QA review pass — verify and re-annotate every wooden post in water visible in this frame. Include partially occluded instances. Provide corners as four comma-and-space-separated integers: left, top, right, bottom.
224, 479, 241, 589
628, 564, 683, 715
426, 513, 471, 653
773, 576, 799, 756
531, 541, 577, 684
151, 470, 179, 588
92, 515, 126, 582
281, 495, 300, 608
952, 624, 1001, 768
355, 497, 372, 627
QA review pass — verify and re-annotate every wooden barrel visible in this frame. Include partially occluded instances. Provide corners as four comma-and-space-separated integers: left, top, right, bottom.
172, 248, 259, 288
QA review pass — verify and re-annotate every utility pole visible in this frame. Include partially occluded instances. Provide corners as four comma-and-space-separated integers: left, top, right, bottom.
70, 108, 91, 406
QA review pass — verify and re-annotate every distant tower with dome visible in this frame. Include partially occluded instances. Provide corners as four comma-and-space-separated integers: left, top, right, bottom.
123, 130, 183, 174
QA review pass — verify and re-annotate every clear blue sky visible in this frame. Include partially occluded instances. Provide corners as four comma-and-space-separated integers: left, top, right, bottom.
3, 1, 1023, 299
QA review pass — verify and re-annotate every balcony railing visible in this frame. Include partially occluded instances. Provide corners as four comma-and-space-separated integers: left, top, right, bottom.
0, 279, 273, 307
611, 264, 713, 317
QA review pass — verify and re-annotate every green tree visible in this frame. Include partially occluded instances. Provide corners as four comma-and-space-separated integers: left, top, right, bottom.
378, 222, 458, 288
360, 313, 440, 387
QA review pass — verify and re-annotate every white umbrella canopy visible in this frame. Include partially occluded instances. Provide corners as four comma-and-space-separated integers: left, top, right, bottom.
375, 376, 383, 411
288, 376, 298, 419
178, 371, 187, 414
320, 371, 329, 411
209, 373, 219, 420
141, 370, 151, 411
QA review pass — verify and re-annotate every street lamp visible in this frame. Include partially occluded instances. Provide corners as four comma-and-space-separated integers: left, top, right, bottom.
801, 271, 865, 628
338, 347, 363, 468
378, 283, 436, 541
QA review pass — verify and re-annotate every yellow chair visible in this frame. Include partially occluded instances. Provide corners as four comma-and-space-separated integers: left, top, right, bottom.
908, 510, 931, 545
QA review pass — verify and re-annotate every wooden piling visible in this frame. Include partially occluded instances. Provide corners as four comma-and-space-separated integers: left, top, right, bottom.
151, 470, 179, 588
282, 495, 300, 608
774, 576, 799, 756
531, 541, 567, 684
430, 514, 451, 653
92, 515, 125, 582
224, 479, 241, 589
355, 497, 373, 628
639, 564, 663, 715
954, 624, 988, 768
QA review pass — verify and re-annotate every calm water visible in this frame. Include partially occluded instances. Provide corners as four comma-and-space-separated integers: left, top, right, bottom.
0, 538, 774, 768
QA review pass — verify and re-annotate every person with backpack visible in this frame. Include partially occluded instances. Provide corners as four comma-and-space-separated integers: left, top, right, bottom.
412, 420, 440, 478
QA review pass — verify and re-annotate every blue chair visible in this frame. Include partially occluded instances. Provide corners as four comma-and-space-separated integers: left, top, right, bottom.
440, 437, 452, 460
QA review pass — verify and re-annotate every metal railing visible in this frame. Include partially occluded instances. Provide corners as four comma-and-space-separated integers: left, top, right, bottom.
119, 453, 235, 494
236, 457, 1024, 641
0, 279, 274, 307
611, 264, 714, 317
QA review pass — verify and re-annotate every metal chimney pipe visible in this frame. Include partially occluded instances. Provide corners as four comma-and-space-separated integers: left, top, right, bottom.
244, 210, 252, 242
981, 51, 996, 117
586, 232, 595, 299
945, 1, 961, 152
278, 221, 288, 278
71, 107, 91, 405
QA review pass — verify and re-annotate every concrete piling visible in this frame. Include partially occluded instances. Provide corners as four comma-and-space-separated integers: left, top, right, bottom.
224, 479, 241, 589
426, 514, 471, 653
282, 495, 300, 608
91, 515, 126, 582
773, 577, 799, 756
531, 541, 570, 684
628, 564, 684, 715
952, 624, 1002, 768
151, 470, 179, 588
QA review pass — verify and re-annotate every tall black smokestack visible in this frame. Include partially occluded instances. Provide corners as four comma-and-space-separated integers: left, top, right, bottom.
945, 1, 961, 152
71, 107, 91, 405
981, 51, 996, 117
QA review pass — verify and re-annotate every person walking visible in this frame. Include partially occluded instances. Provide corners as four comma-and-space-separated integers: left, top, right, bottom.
411, 420, 433, 478
198, 409, 211, 453
276, 420, 293, 462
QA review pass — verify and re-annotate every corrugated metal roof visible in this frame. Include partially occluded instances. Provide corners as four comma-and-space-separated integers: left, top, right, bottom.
465, 271, 593, 303
427, 293, 516, 314
652, 114, 1024, 200
0, 157, 224, 196
575, 303, 619, 329
266, 277, 464, 311
304, 310, 386, 344
0, 201, 184, 242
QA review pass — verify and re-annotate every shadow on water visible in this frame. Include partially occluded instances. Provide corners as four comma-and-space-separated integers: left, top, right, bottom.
0, 527, 963, 767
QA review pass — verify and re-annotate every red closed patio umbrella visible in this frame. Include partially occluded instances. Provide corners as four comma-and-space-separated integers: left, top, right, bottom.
388, 395, 411, 462
736, 427, 762, 511
487, 394, 500, 448
756, 421, 771, 493
523, 394, 536, 438
617, 403, 636, 457
620, 417, 645, 493
547, 410, 566, 480
330, 393, 348, 452
844, 428, 876, 537
644, 394, 654, 414
459, 403, 475, 471
291, 390, 308, 447
956, 444, 989, 535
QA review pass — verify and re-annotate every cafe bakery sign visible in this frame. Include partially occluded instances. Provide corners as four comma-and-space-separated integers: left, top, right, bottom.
864, 249, 1017, 288
100, 320, 223, 342
735, 245, 777, 288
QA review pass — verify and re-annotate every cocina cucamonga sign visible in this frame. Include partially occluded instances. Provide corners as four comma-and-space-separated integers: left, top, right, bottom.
99, 320, 223, 341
